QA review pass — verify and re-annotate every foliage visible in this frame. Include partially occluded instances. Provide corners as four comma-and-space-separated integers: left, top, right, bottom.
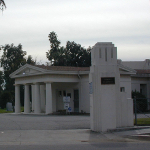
134, 118, 150, 125
46, 31, 91, 67
0, 0, 6, 11
0, 71, 4, 92
46, 32, 60, 64
0, 44, 26, 91
26, 55, 36, 65
0, 91, 11, 109
0, 108, 13, 113
132, 90, 147, 112
0, 44, 27, 108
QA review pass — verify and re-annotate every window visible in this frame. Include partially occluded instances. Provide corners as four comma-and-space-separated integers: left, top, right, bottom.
120, 87, 125, 92
63, 90, 66, 96
67, 93, 71, 98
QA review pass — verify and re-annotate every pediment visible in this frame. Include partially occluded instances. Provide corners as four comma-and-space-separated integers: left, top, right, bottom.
16, 68, 42, 75
10, 64, 46, 78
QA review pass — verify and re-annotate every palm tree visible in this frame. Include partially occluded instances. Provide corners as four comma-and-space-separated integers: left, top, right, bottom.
0, 0, 6, 10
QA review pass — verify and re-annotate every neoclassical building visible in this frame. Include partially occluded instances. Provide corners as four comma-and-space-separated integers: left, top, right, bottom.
10, 42, 150, 114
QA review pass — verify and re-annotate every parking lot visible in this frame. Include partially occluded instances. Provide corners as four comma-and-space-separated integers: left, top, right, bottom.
0, 113, 90, 130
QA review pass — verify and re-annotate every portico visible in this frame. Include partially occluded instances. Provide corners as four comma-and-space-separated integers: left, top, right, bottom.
10, 65, 90, 114
14, 82, 53, 114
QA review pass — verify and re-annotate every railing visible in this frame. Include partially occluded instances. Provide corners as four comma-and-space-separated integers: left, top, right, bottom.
134, 97, 150, 125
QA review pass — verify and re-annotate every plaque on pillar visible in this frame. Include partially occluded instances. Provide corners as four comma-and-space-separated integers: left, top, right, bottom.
101, 77, 115, 85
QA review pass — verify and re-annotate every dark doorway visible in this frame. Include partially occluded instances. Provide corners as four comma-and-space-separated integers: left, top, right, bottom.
74, 89, 79, 112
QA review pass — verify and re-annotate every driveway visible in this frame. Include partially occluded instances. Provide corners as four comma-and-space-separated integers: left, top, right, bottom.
0, 113, 90, 130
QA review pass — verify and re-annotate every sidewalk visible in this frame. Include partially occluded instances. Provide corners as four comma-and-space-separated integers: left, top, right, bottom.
0, 114, 150, 146
1, 127, 150, 146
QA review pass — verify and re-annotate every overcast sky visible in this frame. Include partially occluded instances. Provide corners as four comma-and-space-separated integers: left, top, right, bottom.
1, 0, 150, 64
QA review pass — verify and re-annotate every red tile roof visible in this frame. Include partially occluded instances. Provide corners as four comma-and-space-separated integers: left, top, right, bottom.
135, 69, 150, 74
35, 65, 90, 71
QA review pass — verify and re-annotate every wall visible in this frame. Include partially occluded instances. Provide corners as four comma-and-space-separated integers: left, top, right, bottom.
52, 82, 79, 112
120, 75, 132, 98
131, 77, 149, 97
80, 75, 90, 113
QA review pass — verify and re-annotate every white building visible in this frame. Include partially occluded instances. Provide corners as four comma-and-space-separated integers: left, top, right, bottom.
9, 43, 149, 115
120, 59, 150, 98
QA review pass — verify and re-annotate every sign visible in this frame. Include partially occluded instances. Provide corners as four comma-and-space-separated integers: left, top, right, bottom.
101, 77, 115, 85
68, 107, 72, 112
64, 103, 69, 109
63, 96, 70, 103
89, 82, 93, 94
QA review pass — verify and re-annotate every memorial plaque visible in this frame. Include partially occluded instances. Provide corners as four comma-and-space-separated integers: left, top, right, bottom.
101, 77, 115, 84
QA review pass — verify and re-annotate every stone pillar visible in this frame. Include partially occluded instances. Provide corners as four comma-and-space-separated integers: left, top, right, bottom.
15, 84, 21, 113
24, 84, 30, 113
34, 83, 41, 113
40, 85, 46, 113
31, 85, 35, 112
90, 42, 120, 132
46, 82, 52, 114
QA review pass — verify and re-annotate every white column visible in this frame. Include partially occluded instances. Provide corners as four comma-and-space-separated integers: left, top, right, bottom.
34, 83, 41, 113
46, 82, 52, 114
31, 85, 35, 112
24, 84, 30, 113
40, 85, 46, 113
15, 84, 21, 113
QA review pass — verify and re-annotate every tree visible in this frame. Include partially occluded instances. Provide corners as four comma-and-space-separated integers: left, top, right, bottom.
46, 31, 61, 65
46, 31, 91, 67
65, 41, 91, 67
0, 44, 26, 105
26, 55, 36, 65
0, 0, 6, 11
0, 91, 11, 109
0, 71, 4, 92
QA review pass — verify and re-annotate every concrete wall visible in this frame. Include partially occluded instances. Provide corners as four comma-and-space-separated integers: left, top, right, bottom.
80, 75, 90, 113
120, 75, 132, 98
120, 92, 133, 127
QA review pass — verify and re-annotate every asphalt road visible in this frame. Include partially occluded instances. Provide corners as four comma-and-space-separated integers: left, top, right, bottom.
0, 114, 90, 130
1, 113, 150, 150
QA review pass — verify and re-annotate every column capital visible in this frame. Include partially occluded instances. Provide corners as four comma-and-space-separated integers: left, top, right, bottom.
45, 82, 52, 84
23, 83, 30, 86
33, 82, 40, 85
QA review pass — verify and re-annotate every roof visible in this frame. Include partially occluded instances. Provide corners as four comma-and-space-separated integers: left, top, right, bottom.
135, 69, 150, 74
9, 64, 90, 78
35, 65, 90, 71
10, 63, 137, 79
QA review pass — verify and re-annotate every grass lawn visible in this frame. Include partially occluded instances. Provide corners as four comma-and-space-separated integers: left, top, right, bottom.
0, 107, 24, 113
0, 108, 13, 113
134, 118, 150, 125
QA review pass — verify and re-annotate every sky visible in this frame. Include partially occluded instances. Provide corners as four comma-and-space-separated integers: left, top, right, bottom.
0, 0, 150, 64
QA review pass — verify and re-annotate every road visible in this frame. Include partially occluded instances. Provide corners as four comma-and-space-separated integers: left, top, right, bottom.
0, 113, 150, 150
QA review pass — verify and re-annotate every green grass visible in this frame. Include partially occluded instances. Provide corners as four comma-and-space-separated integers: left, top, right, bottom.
134, 118, 150, 125
21, 107, 24, 112
0, 107, 24, 113
0, 108, 13, 113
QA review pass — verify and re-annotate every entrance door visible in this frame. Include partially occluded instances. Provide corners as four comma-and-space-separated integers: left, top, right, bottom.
74, 89, 79, 112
